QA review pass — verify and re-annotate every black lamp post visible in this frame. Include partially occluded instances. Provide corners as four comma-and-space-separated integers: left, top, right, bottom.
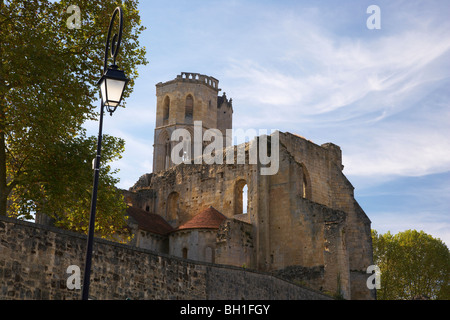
82, 7, 129, 300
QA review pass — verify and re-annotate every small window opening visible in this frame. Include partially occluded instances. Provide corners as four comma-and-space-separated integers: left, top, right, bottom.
163, 96, 170, 123
185, 95, 193, 123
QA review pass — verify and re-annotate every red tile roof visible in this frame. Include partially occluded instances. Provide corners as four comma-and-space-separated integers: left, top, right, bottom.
176, 206, 227, 231
126, 206, 174, 235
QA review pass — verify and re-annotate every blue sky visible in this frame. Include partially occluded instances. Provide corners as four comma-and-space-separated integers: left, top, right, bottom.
84, 0, 450, 246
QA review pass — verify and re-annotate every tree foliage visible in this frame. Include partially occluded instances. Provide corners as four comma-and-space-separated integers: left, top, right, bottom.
0, 0, 147, 238
372, 229, 450, 300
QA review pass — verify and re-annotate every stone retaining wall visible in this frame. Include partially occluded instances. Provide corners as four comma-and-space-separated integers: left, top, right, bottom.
0, 215, 330, 300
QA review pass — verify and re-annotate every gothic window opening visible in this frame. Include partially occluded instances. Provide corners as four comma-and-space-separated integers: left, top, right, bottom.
156, 130, 171, 172
243, 184, 248, 214
164, 139, 171, 170
303, 175, 307, 198
163, 96, 170, 124
234, 179, 249, 215
185, 94, 193, 123
182, 247, 188, 259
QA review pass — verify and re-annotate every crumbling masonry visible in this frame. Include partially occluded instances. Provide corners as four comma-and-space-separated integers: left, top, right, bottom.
124, 72, 375, 300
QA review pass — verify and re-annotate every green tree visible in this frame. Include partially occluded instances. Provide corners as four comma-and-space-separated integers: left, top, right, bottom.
372, 229, 450, 300
0, 0, 147, 237
9, 132, 129, 239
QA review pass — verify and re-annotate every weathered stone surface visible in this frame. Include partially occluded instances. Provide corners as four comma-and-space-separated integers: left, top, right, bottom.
0, 215, 330, 300
2, 73, 375, 300
122, 73, 376, 300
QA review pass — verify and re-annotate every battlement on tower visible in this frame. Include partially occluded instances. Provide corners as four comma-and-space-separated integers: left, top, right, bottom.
156, 72, 220, 92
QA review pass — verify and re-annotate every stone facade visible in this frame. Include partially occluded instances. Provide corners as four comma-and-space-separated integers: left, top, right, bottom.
0, 215, 330, 300
123, 73, 376, 300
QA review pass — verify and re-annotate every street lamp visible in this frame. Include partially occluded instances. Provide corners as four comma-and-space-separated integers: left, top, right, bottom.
82, 7, 129, 300
97, 64, 129, 115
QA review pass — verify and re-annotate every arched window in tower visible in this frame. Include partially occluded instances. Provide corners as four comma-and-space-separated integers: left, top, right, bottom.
303, 175, 307, 199
163, 97, 170, 125
234, 179, 249, 215
164, 139, 171, 170
185, 94, 193, 123
156, 130, 171, 171
163, 96, 170, 125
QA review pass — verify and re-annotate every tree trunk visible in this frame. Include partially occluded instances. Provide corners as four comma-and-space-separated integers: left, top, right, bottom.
0, 129, 7, 216
0, 0, 7, 216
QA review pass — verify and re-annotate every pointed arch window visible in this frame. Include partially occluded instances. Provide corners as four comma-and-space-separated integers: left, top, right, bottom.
234, 179, 249, 215
185, 95, 193, 123
163, 96, 170, 124
156, 130, 171, 171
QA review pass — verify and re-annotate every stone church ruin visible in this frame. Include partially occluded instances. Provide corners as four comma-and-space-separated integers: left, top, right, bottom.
124, 72, 375, 300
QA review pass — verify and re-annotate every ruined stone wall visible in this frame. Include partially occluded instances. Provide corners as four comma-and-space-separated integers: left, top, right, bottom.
278, 132, 344, 207
124, 188, 155, 213
169, 229, 218, 263
0, 215, 330, 300
250, 140, 349, 281
264, 179, 350, 299
277, 132, 374, 299
132, 230, 168, 254
125, 132, 374, 299
147, 162, 257, 226
216, 93, 233, 137
146, 132, 361, 226
215, 219, 254, 268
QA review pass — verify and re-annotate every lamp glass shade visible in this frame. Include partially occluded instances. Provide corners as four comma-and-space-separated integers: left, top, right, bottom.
100, 78, 127, 107
97, 65, 129, 107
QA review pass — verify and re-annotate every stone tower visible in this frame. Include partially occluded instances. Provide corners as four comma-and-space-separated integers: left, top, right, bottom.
153, 72, 233, 172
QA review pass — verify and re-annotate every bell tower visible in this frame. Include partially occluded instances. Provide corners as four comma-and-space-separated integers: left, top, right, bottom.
153, 72, 233, 172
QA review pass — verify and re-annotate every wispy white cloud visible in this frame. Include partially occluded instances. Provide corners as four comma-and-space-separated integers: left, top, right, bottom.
219, 3, 450, 180
343, 111, 450, 177
126, 0, 450, 247
225, 24, 450, 118
99, 1, 450, 187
